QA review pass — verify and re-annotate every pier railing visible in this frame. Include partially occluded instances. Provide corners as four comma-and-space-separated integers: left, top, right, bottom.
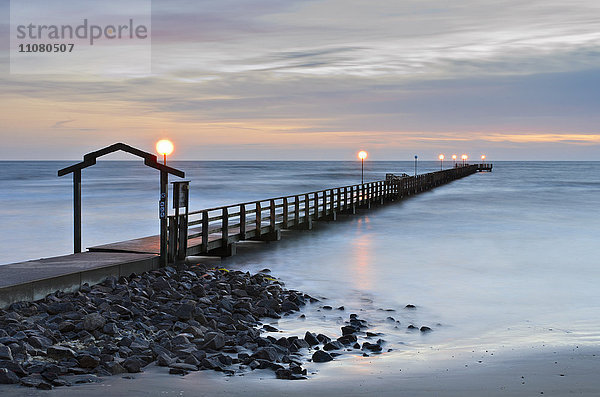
166, 164, 482, 261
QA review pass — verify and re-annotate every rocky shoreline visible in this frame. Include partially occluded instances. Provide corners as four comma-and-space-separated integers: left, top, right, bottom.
0, 264, 392, 389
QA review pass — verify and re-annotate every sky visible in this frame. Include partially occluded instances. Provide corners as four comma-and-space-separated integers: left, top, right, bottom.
1, 0, 600, 160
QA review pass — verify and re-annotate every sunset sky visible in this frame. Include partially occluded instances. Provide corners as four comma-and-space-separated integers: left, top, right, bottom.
1, 0, 599, 160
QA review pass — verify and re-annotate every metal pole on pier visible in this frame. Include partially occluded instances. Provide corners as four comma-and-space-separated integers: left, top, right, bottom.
358, 150, 367, 184
414, 155, 418, 176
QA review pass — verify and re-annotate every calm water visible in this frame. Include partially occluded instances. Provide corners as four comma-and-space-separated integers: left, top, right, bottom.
1, 161, 599, 363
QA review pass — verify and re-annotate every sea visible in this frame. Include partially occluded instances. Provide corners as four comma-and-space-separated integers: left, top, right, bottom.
1, 160, 599, 377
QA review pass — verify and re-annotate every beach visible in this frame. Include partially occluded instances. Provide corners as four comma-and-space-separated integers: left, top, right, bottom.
1, 161, 599, 395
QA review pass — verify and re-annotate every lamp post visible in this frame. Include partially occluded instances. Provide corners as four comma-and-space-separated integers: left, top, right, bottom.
358, 150, 367, 184
452, 154, 457, 167
461, 154, 467, 166
156, 139, 174, 165
438, 154, 444, 171
481, 154, 486, 165
414, 155, 418, 176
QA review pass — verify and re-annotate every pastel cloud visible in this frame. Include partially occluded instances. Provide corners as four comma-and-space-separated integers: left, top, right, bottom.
1, 0, 599, 160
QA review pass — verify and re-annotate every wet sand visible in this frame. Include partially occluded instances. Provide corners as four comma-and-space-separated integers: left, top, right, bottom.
2, 344, 598, 396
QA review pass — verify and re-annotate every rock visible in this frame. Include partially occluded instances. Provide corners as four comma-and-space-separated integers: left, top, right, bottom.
336, 306, 345, 310
122, 358, 142, 373
337, 334, 357, 345
102, 323, 119, 336
405, 304, 416, 309
316, 334, 331, 344
78, 355, 100, 368
0, 360, 28, 377
105, 362, 127, 375
0, 368, 20, 384
304, 332, 319, 346
169, 363, 199, 371
263, 324, 278, 332
156, 353, 175, 367
191, 284, 206, 297
281, 301, 299, 312
323, 341, 344, 351
175, 303, 196, 320
0, 345, 13, 361
47, 345, 76, 360
36, 381, 53, 390
420, 326, 432, 332
82, 313, 106, 331
341, 325, 358, 335
311, 350, 333, 363
58, 321, 76, 333
27, 336, 52, 349
362, 342, 382, 352
322, 305, 332, 310
203, 333, 226, 350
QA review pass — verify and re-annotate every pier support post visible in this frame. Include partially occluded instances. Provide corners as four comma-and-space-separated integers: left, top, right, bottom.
159, 170, 168, 267
73, 170, 81, 253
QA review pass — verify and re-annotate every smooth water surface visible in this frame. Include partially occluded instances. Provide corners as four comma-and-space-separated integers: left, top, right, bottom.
1, 161, 599, 365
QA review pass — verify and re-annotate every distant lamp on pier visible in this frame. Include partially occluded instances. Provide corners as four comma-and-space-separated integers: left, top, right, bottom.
461, 154, 468, 166
156, 139, 174, 165
438, 154, 445, 170
358, 150, 368, 184
481, 154, 486, 164
452, 154, 457, 167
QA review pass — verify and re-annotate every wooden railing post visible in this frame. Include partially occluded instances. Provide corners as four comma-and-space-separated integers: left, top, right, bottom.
270, 199, 276, 233
222, 207, 229, 247
304, 194, 310, 223
256, 202, 262, 237
201, 210, 209, 253
314, 192, 319, 219
283, 197, 289, 229
240, 204, 246, 240
294, 196, 300, 226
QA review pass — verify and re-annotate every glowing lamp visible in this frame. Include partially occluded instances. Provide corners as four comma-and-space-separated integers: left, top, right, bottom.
358, 150, 368, 160
438, 154, 445, 160
156, 139, 174, 165
452, 154, 457, 160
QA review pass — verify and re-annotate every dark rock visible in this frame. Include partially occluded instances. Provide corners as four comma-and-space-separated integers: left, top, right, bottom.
105, 362, 127, 375
78, 355, 100, 368
405, 304, 416, 309
316, 334, 331, 344
281, 301, 299, 312
169, 363, 199, 371
341, 325, 358, 335
0, 345, 13, 361
337, 334, 357, 345
122, 358, 142, 373
47, 345, 76, 360
102, 323, 119, 336
252, 347, 278, 362
36, 381, 53, 390
311, 350, 333, 363
27, 336, 52, 349
407, 324, 418, 330
169, 367, 187, 375
175, 303, 196, 320
304, 331, 319, 346
191, 285, 206, 297
336, 306, 345, 310
362, 342, 382, 352
263, 324, 278, 332
82, 313, 105, 331
0, 368, 20, 384
420, 326, 432, 332
322, 305, 332, 310
0, 360, 28, 377
156, 352, 175, 367
323, 341, 344, 351
58, 321, 76, 333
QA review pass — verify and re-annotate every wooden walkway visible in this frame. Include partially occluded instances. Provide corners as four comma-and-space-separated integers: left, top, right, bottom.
0, 163, 489, 308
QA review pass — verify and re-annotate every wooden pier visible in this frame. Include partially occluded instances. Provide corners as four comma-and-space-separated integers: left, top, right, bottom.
91, 164, 485, 260
0, 162, 490, 308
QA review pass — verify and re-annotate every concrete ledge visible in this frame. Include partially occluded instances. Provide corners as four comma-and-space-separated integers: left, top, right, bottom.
0, 252, 158, 308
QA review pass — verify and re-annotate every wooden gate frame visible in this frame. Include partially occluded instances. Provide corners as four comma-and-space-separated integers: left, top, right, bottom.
58, 142, 185, 267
